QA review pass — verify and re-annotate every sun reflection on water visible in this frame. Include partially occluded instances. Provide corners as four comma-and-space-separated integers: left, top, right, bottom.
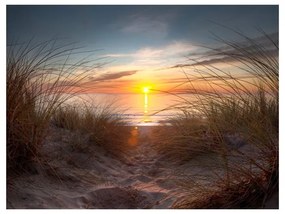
143, 87, 151, 123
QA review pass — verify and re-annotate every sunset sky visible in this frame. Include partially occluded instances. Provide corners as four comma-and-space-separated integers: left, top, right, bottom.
7, 5, 278, 94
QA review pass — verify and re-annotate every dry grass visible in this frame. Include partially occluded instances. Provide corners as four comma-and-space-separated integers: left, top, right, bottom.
7, 39, 101, 173
173, 176, 266, 208
52, 103, 132, 157
52, 105, 81, 131
159, 29, 278, 208
152, 115, 222, 163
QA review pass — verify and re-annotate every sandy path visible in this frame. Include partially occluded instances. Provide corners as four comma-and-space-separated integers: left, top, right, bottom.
7, 126, 187, 209
91, 126, 187, 208
115, 130, 184, 208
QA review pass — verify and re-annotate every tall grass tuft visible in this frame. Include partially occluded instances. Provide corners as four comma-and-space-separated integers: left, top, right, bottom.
52, 102, 132, 157
7, 39, 100, 173
153, 113, 219, 163
162, 30, 278, 208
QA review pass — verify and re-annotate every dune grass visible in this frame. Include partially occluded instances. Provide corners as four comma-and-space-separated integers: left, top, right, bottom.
52, 102, 132, 157
7, 39, 104, 173
157, 30, 278, 208
152, 114, 220, 163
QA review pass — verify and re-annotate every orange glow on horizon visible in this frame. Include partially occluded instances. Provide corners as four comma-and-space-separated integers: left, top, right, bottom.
48, 73, 259, 95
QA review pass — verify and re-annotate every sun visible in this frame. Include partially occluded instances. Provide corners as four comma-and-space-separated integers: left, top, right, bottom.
143, 87, 150, 93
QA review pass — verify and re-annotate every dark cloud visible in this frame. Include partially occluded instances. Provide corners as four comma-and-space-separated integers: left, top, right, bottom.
173, 32, 278, 68
89, 70, 138, 82
174, 49, 278, 68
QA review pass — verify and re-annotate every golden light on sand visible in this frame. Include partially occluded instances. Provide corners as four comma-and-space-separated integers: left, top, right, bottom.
127, 126, 138, 146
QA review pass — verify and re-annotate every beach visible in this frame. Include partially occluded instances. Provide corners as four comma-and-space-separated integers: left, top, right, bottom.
7, 125, 191, 208
7, 123, 278, 209
7, 5, 279, 209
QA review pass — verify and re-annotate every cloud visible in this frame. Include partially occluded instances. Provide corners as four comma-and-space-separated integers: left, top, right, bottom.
121, 15, 168, 38
102, 41, 196, 68
97, 41, 198, 79
89, 70, 138, 82
102, 54, 129, 58
137, 41, 195, 59
172, 49, 278, 69
133, 48, 163, 59
172, 33, 278, 68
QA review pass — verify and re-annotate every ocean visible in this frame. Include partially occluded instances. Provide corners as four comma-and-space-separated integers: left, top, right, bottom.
68, 93, 198, 126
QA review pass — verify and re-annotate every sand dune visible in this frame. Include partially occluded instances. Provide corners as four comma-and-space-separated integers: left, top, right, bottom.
7, 126, 191, 209
7, 125, 278, 209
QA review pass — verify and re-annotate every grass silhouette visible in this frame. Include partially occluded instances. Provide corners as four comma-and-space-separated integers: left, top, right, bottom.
155, 29, 278, 208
